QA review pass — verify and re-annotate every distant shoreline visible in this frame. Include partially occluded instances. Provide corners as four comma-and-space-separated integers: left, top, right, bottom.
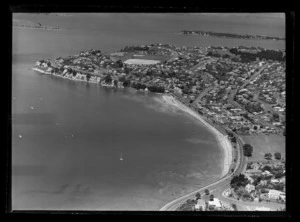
180, 30, 285, 41
161, 94, 233, 178
13, 25, 69, 31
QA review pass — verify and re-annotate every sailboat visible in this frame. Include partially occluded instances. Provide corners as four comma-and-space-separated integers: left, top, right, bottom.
120, 153, 123, 161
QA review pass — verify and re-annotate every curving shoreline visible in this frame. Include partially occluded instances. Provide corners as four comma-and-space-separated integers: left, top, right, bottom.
161, 94, 233, 178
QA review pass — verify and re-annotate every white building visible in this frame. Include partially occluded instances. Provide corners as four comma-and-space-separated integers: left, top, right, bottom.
268, 189, 285, 200
208, 198, 222, 209
245, 184, 255, 193
195, 199, 206, 211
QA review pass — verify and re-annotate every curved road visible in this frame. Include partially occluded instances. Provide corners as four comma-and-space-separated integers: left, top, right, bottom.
159, 128, 246, 211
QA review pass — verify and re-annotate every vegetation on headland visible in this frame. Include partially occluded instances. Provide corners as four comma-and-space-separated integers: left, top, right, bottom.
181, 30, 285, 41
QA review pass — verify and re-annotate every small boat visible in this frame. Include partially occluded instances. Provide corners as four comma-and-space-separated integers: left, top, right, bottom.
120, 154, 123, 161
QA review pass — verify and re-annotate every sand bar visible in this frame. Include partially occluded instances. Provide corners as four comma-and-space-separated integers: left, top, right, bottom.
161, 95, 232, 177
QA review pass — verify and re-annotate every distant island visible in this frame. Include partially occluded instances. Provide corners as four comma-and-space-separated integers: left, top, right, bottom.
13, 19, 68, 31
181, 30, 285, 41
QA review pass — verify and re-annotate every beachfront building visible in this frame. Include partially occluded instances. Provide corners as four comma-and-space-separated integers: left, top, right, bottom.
195, 199, 206, 211
208, 198, 222, 210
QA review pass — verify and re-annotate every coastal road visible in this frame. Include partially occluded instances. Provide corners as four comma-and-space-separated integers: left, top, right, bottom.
159, 127, 246, 211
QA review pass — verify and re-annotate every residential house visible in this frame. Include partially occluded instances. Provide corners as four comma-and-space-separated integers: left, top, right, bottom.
259, 180, 268, 186
270, 179, 280, 184
244, 174, 254, 184
208, 198, 222, 210
268, 189, 285, 200
195, 199, 206, 211
279, 177, 286, 184
245, 169, 262, 176
262, 170, 273, 176
245, 184, 255, 193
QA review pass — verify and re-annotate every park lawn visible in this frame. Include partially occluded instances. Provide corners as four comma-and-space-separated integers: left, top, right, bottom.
241, 135, 285, 162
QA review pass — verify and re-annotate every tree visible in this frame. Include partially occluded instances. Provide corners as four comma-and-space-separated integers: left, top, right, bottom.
72, 70, 77, 76
274, 152, 281, 160
119, 76, 126, 82
230, 174, 249, 190
264, 153, 272, 160
104, 74, 112, 84
86, 73, 91, 81
115, 60, 123, 68
204, 189, 210, 195
209, 194, 214, 201
231, 203, 238, 211
113, 79, 118, 87
231, 137, 237, 143
195, 192, 201, 200
262, 165, 272, 172
47, 61, 51, 67
123, 79, 131, 87
243, 144, 254, 157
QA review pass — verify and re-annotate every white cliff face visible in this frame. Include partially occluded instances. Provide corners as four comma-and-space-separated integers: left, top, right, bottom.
35, 61, 41, 66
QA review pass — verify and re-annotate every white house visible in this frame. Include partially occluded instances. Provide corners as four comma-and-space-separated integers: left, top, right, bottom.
279, 177, 286, 184
195, 199, 206, 211
260, 180, 268, 186
245, 169, 262, 176
245, 184, 255, 193
208, 198, 222, 209
262, 170, 272, 176
244, 174, 254, 184
268, 189, 285, 200
270, 179, 280, 184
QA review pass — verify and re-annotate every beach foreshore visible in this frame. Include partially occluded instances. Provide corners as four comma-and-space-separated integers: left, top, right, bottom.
161, 94, 233, 178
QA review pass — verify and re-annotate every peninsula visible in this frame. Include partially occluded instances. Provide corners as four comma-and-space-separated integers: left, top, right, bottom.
33, 43, 286, 211
181, 30, 285, 41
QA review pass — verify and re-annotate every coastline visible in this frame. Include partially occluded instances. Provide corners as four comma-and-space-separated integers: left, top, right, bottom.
161, 94, 232, 178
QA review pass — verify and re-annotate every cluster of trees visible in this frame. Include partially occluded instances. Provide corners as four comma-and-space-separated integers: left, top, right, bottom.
243, 144, 254, 157
244, 102, 264, 113
177, 199, 196, 211
235, 187, 253, 201
264, 153, 272, 160
121, 45, 149, 52
264, 152, 282, 160
230, 174, 249, 191
103, 74, 112, 84
131, 82, 147, 90
207, 51, 231, 59
147, 85, 165, 93
112, 60, 123, 68
90, 49, 101, 55
229, 48, 285, 62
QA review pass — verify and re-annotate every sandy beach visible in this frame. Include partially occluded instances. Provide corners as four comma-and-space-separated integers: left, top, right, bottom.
161, 95, 233, 178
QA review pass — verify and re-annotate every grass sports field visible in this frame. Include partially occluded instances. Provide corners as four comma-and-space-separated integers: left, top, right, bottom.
241, 135, 285, 161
